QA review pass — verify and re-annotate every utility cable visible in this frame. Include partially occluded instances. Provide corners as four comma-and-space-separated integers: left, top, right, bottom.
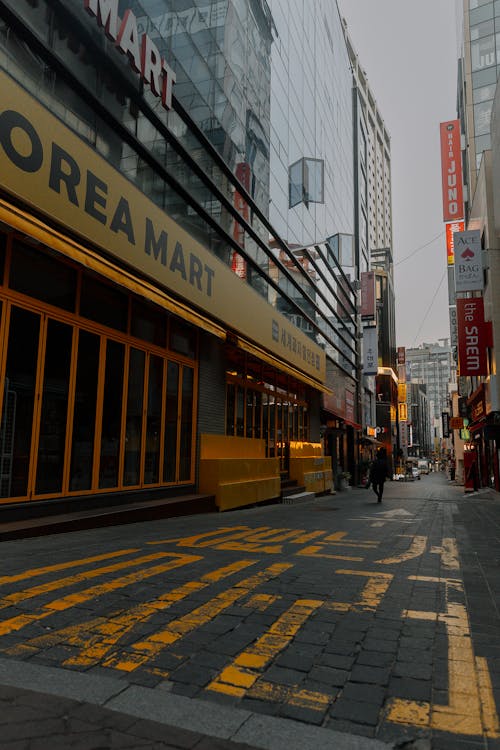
395, 230, 445, 266
410, 267, 447, 348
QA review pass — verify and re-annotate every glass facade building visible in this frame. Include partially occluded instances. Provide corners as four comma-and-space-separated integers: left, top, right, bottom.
460, 0, 500, 206
0, 0, 364, 506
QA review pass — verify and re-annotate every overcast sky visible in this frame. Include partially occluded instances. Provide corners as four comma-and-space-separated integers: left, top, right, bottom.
338, 0, 459, 349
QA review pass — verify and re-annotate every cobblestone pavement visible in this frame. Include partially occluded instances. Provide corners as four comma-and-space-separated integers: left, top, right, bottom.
0, 472, 498, 749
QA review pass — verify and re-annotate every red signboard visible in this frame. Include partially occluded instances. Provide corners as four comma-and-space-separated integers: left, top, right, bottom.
445, 220, 464, 265
440, 120, 464, 222
360, 271, 376, 318
397, 346, 405, 365
457, 297, 490, 376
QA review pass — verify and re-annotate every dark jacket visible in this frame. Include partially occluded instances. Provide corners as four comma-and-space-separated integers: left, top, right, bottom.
370, 457, 388, 483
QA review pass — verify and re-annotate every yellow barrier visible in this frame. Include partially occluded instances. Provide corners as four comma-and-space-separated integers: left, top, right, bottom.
199, 435, 280, 511
289, 455, 333, 494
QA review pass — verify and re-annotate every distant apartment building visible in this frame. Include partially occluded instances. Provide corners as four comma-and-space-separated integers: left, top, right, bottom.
405, 341, 455, 452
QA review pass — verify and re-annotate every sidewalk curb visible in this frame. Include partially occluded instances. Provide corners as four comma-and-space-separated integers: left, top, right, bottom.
0, 656, 392, 750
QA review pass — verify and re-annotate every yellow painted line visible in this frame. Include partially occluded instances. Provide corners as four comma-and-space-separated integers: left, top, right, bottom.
216, 543, 283, 554
476, 656, 500, 737
58, 559, 257, 668
148, 527, 267, 547
402, 610, 437, 621
296, 546, 363, 561
103, 562, 293, 672
0, 551, 177, 609
333, 569, 393, 611
237, 679, 331, 712
243, 594, 280, 611
430, 538, 460, 570
7, 560, 255, 663
290, 531, 326, 544
388, 590, 499, 737
207, 599, 323, 697
335, 569, 393, 580
0, 549, 140, 585
0, 553, 200, 637
375, 536, 427, 564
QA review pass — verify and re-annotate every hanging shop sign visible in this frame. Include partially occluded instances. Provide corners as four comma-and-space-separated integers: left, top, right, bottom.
456, 297, 491, 376
453, 229, 483, 292
445, 220, 464, 265
363, 325, 378, 375
440, 120, 464, 222
0, 70, 326, 383
84, 0, 176, 110
360, 271, 376, 318
442, 412, 450, 438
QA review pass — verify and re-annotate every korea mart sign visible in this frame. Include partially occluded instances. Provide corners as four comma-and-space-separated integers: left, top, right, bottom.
0, 70, 326, 383
454, 230, 483, 292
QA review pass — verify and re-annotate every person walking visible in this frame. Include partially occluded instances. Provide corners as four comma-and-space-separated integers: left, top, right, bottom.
369, 447, 389, 503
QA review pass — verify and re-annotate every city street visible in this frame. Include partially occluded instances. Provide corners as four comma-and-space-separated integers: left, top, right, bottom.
0, 472, 498, 750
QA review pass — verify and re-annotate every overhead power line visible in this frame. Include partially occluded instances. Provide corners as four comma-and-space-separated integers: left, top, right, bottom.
410, 267, 447, 348
395, 230, 445, 266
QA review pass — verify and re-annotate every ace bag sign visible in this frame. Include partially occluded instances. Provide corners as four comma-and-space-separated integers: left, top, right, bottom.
454, 229, 483, 293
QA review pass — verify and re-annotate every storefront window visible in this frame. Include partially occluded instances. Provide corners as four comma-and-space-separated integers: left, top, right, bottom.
10, 241, 77, 312
99, 340, 125, 489
69, 330, 100, 492
80, 275, 128, 332
144, 355, 163, 485
179, 366, 194, 481
35, 319, 73, 495
164, 361, 179, 483
1, 306, 40, 498
123, 348, 145, 487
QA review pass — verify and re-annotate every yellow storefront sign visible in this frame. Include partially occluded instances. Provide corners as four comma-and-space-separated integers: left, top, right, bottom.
0, 70, 325, 383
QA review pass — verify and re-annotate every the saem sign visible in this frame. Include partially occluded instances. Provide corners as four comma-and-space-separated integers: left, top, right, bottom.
440, 120, 464, 222
457, 297, 490, 376
84, 0, 176, 110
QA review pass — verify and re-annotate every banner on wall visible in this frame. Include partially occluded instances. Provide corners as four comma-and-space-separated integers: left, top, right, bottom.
446, 220, 464, 265
363, 326, 378, 375
360, 271, 376, 319
440, 120, 464, 222
457, 297, 491, 376
454, 230, 483, 293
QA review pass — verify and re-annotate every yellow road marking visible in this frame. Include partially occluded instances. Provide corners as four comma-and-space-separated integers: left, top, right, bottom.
430, 538, 460, 570
207, 599, 323, 697
243, 594, 280, 611
102, 562, 292, 672
148, 527, 267, 547
387, 583, 499, 737
0, 553, 200, 637
0, 552, 177, 609
296, 546, 363, 561
476, 656, 500, 737
331, 569, 393, 612
375, 536, 427, 564
50, 560, 256, 668
148, 526, 377, 556
248, 681, 331, 710
0, 549, 139, 586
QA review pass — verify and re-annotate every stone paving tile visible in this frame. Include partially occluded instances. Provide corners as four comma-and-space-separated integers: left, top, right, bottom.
0, 477, 499, 748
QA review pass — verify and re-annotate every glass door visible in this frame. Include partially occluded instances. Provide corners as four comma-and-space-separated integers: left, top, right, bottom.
0, 305, 41, 499
34, 318, 73, 495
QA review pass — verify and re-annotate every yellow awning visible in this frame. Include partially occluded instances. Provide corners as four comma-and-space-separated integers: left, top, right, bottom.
236, 337, 332, 394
